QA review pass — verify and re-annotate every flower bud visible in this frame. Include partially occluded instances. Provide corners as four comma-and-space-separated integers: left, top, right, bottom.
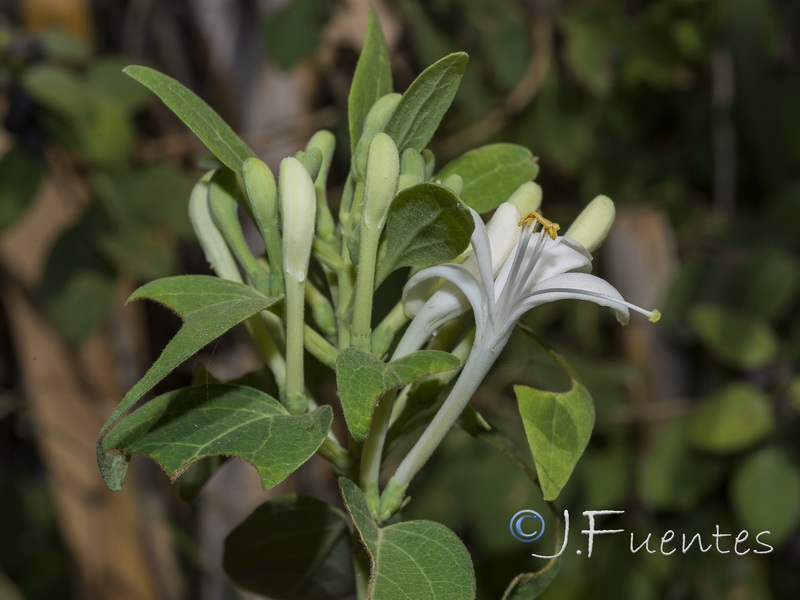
354, 93, 402, 180
564, 194, 615, 253
280, 157, 316, 281
507, 181, 542, 215
397, 148, 425, 191
362, 132, 400, 230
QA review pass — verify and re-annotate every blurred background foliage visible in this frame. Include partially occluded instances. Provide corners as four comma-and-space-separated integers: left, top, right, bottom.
0, 0, 799, 599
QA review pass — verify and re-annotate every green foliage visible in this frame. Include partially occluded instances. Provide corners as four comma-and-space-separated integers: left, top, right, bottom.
689, 305, 778, 370
123, 65, 255, 173
730, 447, 800, 546
515, 379, 594, 501
637, 417, 724, 511
437, 144, 540, 213
340, 478, 476, 600
262, 0, 328, 71
384, 52, 469, 153
376, 182, 474, 284
40, 212, 116, 344
336, 348, 461, 441
224, 495, 354, 599
97, 276, 279, 490
0, 146, 44, 231
690, 383, 774, 454
103, 385, 332, 489
348, 8, 393, 158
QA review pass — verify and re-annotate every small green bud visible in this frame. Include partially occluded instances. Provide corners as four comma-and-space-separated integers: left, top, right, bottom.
507, 181, 542, 215
294, 148, 323, 181
397, 148, 425, 191
280, 157, 316, 281
208, 168, 271, 294
354, 93, 402, 180
421, 148, 436, 179
564, 194, 616, 253
441, 173, 463, 196
362, 132, 400, 231
242, 157, 283, 294
188, 172, 241, 283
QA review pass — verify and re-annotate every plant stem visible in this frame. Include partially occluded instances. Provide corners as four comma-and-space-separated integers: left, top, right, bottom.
379, 337, 500, 519
284, 277, 307, 414
351, 226, 381, 349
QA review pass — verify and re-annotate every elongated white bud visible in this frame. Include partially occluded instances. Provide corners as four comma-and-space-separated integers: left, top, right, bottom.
280, 157, 316, 281
507, 181, 542, 215
565, 194, 615, 253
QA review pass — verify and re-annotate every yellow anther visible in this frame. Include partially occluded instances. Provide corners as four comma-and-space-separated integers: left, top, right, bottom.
518, 212, 561, 240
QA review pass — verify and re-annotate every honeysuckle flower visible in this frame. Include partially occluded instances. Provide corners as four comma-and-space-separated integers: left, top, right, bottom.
380, 201, 660, 517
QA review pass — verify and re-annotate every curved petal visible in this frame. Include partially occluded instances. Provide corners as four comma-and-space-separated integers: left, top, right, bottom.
495, 272, 637, 341
403, 263, 491, 341
466, 208, 497, 312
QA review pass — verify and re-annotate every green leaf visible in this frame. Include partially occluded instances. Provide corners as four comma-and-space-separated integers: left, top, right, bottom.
97, 225, 178, 281
637, 417, 724, 510
123, 65, 255, 173
41, 212, 116, 344
348, 7, 392, 157
0, 146, 44, 231
75, 96, 136, 165
340, 478, 476, 600
97, 275, 279, 491
103, 384, 331, 490
21, 65, 89, 119
436, 144, 539, 213
515, 379, 594, 501
86, 57, 153, 113
376, 183, 473, 284
336, 348, 461, 441
224, 495, 354, 600
730, 446, 800, 546
690, 383, 774, 454
689, 304, 778, 369
384, 52, 469, 153
262, 0, 327, 70
502, 552, 561, 600
91, 165, 193, 238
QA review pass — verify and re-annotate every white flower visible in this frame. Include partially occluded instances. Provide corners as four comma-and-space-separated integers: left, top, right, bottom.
382, 201, 660, 505
396, 204, 659, 358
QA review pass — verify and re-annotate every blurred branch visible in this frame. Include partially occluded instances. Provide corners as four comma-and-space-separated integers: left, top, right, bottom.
437, 15, 553, 158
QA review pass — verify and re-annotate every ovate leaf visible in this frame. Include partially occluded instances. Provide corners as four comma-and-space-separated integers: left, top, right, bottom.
348, 7, 392, 157
41, 211, 116, 344
340, 479, 476, 600
730, 446, 800, 546
22, 65, 88, 119
0, 146, 44, 231
224, 495, 354, 600
376, 182, 473, 284
97, 275, 279, 490
103, 385, 331, 490
690, 383, 773, 454
515, 380, 594, 501
637, 417, 723, 510
436, 144, 539, 212
689, 304, 778, 369
336, 348, 461, 441
384, 52, 468, 153
123, 65, 255, 173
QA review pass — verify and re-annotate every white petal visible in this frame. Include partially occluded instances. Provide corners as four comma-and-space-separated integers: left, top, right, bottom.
497, 272, 634, 340
466, 208, 497, 306
403, 263, 490, 341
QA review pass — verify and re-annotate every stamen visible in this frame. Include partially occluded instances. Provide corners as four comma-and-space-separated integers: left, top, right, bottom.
518, 212, 560, 240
